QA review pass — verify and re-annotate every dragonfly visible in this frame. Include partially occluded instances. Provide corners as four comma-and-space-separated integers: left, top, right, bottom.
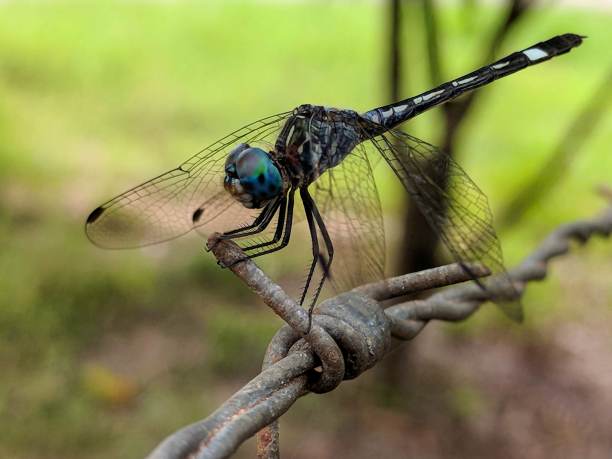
86, 33, 583, 322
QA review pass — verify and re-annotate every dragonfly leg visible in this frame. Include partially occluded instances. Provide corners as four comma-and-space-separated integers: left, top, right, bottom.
220, 196, 283, 239
207, 197, 282, 255
241, 188, 295, 259
239, 194, 287, 253
307, 191, 334, 313
206, 197, 285, 256
299, 187, 321, 312
300, 188, 334, 329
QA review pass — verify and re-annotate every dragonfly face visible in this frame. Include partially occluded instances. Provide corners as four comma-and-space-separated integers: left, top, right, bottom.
223, 143, 284, 209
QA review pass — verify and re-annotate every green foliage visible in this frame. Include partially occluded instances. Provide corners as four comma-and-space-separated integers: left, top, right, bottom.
0, 1, 611, 458
205, 305, 281, 376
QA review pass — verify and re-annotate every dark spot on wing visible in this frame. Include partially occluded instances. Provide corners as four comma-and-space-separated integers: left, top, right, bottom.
268, 184, 277, 193
257, 173, 265, 184
86, 206, 105, 224
243, 182, 254, 191
192, 207, 205, 223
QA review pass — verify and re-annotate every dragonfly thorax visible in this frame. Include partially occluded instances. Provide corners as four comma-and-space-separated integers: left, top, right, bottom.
223, 144, 284, 209
276, 104, 363, 185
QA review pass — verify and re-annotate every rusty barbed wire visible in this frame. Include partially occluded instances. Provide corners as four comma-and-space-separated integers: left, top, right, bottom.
146, 196, 612, 459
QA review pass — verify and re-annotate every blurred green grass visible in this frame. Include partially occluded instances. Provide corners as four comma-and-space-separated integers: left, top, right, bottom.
0, 1, 611, 458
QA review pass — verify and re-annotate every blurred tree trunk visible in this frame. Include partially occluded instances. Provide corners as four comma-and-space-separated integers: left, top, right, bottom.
379, 0, 411, 393
380, 0, 532, 392
398, 0, 532, 277
389, 0, 402, 105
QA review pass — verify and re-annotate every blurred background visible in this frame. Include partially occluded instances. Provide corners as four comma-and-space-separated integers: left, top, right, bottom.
1, 1, 611, 458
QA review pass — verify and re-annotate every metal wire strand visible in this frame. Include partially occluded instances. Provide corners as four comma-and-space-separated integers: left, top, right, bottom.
146, 197, 612, 459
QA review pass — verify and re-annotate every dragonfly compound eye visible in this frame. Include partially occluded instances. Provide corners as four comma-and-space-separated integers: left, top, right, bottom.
224, 146, 282, 209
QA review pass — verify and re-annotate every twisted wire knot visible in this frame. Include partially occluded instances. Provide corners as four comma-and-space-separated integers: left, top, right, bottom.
265, 292, 391, 394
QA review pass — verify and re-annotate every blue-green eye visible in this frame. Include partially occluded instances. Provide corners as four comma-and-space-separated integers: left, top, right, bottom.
224, 146, 283, 208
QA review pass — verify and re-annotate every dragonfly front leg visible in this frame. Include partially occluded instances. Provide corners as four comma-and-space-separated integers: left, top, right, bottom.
217, 192, 293, 269
220, 196, 283, 240
240, 194, 287, 253
241, 188, 295, 258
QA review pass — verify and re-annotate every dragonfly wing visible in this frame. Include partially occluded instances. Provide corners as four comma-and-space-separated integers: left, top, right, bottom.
85, 112, 291, 248
367, 127, 523, 321
311, 143, 385, 293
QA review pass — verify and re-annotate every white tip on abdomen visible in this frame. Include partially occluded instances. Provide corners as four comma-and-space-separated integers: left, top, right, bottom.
523, 47, 548, 62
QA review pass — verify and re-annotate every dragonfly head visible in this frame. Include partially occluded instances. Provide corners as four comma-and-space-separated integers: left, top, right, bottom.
224, 144, 283, 209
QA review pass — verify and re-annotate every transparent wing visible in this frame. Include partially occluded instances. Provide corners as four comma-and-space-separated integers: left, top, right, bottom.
311, 143, 385, 293
367, 128, 523, 322
85, 111, 291, 248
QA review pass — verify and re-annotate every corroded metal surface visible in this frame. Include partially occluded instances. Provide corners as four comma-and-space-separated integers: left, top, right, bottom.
146, 201, 612, 459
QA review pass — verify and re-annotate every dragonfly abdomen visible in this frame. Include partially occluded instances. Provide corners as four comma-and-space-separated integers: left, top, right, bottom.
363, 33, 584, 133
